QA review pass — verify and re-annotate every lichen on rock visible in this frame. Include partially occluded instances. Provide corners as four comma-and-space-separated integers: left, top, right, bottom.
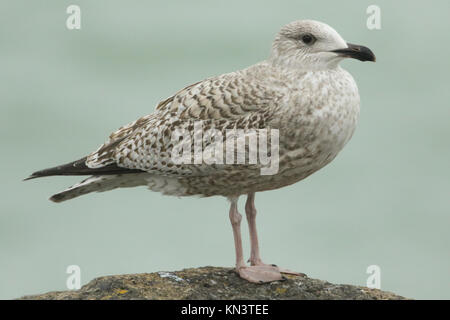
19, 266, 407, 300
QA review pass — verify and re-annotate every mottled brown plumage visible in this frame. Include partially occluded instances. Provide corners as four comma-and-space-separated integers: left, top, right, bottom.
27, 20, 375, 283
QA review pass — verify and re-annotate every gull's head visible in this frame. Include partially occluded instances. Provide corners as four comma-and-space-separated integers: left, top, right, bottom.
270, 20, 376, 71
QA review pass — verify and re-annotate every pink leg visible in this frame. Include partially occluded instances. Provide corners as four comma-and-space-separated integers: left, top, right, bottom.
245, 192, 264, 266
228, 196, 282, 283
245, 193, 304, 276
228, 196, 246, 270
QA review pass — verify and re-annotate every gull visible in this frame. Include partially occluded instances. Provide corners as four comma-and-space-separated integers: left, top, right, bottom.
26, 20, 375, 283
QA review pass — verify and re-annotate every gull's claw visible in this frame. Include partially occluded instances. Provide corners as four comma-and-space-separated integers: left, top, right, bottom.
277, 267, 306, 277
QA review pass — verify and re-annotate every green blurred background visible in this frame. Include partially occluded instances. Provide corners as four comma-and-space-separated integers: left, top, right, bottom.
1, 0, 449, 299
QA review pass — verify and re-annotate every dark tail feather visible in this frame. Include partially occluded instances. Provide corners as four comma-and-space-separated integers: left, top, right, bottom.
24, 157, 144, 181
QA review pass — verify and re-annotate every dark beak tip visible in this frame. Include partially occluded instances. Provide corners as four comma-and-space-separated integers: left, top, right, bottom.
364, 48, 376, 62
367, 54, 376, 63
364, 53, 376, 63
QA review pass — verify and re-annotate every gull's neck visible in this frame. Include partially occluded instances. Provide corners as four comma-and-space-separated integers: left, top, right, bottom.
268, 54, 342, 73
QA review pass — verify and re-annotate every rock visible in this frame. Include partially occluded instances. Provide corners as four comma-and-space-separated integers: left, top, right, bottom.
18, 266, 407, 300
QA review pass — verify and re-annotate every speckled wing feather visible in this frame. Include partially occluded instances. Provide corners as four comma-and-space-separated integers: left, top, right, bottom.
86, 63, 289, 176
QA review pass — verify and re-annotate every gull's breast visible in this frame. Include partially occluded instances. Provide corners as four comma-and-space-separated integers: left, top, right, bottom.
273, 67, 360, 184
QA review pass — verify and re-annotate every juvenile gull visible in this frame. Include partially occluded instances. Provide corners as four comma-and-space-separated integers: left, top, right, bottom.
26, 20, 375, 283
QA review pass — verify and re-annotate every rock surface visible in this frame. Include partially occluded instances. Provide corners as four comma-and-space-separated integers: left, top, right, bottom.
19, 266, 407, 300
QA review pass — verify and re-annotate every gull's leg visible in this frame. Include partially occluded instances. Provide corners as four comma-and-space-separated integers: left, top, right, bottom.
228, 196, 282, 283
245, 193, 304, 276
229, 196, 246, 271
245, 192, 264, 266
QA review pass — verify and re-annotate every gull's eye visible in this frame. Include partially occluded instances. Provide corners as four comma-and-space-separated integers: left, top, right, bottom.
301, 33, 316, 45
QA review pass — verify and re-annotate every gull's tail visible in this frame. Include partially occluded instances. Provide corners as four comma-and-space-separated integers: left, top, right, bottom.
49, 174, 149, 203
24, 157, 147, 202
24, 157, 143, 181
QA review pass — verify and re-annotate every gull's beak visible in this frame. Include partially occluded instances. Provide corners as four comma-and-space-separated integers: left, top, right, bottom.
331, 43, 376, 62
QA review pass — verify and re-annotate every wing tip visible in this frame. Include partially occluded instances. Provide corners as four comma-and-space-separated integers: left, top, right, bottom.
49, 193, 65, 203
23, 173, 39, 181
